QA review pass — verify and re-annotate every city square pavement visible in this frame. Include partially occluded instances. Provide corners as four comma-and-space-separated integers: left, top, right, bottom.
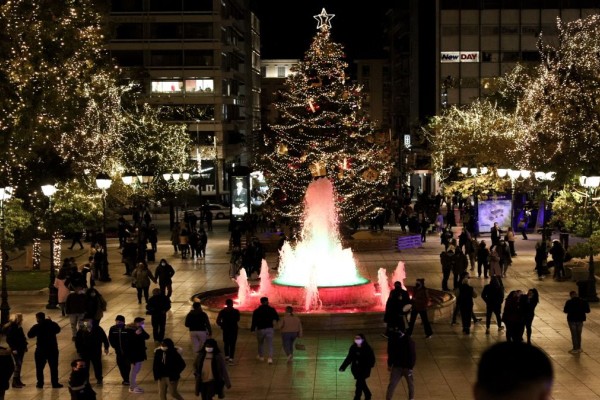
2, 217, 600, 400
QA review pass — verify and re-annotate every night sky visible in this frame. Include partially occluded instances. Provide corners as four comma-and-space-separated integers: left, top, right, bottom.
250, 1, 394, 61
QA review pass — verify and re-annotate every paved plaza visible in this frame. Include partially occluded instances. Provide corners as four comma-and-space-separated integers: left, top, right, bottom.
2, 218, 600, 400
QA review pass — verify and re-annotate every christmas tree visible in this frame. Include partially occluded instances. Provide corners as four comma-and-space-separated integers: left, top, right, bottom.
258, 8, 393, 226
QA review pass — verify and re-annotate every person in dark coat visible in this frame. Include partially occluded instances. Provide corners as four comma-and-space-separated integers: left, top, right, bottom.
250, 297, 279, 363
383, 281, 411, 334
339, 333, 376, 400
108, 315, 130, 386
523, 288, 540, 345
439, 249, 454, 291
481, 276, 505, 334
148, 224, 158, 254
27, 312, 63, 388
385, 328, 416, 400
185, 302, 213, 354
154, 259, 175, 298
535, 241, 549, 279
125, 317, 150, 393
198, 228, 208, 258
216, 298, 240, 364
84, 287, 107, 326
0, 344, 14, 400
68, 359, 96, 400
564, 290, 591, 353
75, 319, 109, 385
146, 288, 172, 343
456, 275, 477, 334
477, 240, 490, 278
502, 290, 524, 342
406, 279, 433, 338
122, 237, 137, 276
490, 222, 501, 247
194, 338, 231, 400
4, 313, 27, 388
153, 338, 186, 400
550, 240, 566, 280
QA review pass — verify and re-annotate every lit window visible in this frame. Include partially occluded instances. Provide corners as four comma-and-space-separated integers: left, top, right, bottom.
277, 66, 285, 77
184, 79, 214, 93
151, 81, 183, 93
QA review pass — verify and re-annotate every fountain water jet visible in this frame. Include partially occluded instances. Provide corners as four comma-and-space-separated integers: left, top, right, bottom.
377, 268, 390, 308
392, 261, 407, 290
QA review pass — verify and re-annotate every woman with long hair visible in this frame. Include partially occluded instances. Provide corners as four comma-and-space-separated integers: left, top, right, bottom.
339, 333, 376, 400
524, 288, 540, 344
194, 338, 231, 400
132, 262, 156, 304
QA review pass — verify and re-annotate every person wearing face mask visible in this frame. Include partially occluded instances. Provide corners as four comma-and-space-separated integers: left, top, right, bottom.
339, 333, 376, 400
108, 315, 131, 386
68, 359, 96, 400
194, 338, 231, 400
75, 319, 109, 385
125, 317, 150, 394
84, 288, 107, 327
153, 338, 186, 400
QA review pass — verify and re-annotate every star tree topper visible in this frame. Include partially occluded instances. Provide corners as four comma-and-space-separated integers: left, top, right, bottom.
314, 8, 335, 31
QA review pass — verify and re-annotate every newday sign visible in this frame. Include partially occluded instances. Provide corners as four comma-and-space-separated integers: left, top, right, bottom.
441, 51, 479, 63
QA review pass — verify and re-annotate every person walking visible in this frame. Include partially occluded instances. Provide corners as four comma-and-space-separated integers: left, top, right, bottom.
108, 315, 131, 386
550, 240, 566, 280
146, 288, 172, 343
125, 317, 150, 393
506, 226, 517, 256
456, 275, 477, 334
198, 227, 208, 259
67, 359, 96, 400
65, 286, 88, 340
383, 281, 411, 334
439, 248, 453, 291
84, 287, 107, 326
406, 279, 433, 338
250, 297, 280, 364
280, 306, 303, 363
216, 298, 240, 365
122, 237, 137, 276
194, 338, 231, 400
54, 267, 70, 316
185, 301, 212, 354
535, 241, 549, 280
74, 319, 109, 385
502, 290, 524, 342
0, 343, 14, 400
385, 328, 416, 400
476, 240, 490, 279
154, 259, 175, 298
524, 288, 539, 344
132, 262, 156, 304
4, 313, 27, 388
153, 338, 186, 400
564, 290, 590, 353
481, 276, 505, 335
490, 222, 501, 247
339, 333, 376, 400
27, 312, 63, 389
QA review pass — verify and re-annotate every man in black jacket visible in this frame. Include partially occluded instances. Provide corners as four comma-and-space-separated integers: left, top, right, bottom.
125, 317, 150, 394
385, 328, 416, 400
217, 298, 241, 364
146, 288, 172, 343
185, 302, 212, 353
27, 312, 63, 389
108, 315, 130, 386
564, 290, 591, 353
75, 319, 109, 385
250, 297, 280, 364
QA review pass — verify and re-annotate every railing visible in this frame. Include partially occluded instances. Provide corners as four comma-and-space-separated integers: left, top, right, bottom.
397, 235, 422, 251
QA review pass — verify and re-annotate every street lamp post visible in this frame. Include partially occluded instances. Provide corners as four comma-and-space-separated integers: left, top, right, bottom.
460, 166, 488, 237
533, 171, 556, 244
497, 168, 531, 230
96, 173, 112, 282
0, 185, 13, 325
580, 175, 600, 302
163, 172, 191, 223
41, 183, 58, 309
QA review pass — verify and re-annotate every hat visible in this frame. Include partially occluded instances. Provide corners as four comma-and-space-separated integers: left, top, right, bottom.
133, 317, 145, 323
115, 315, 125, 322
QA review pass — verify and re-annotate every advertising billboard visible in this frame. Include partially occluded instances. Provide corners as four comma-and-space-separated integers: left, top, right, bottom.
478, 194, 512, 233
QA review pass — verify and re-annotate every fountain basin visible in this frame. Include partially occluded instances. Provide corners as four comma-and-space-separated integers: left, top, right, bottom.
269, 280, 377, 308
196, 286, 455, 330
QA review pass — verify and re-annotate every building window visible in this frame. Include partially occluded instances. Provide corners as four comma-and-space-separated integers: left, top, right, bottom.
521, 51, 541, 62
150, 51, 182, 66
149, 23, 184, 40
183, 0, 213, 12
277, 66, 286, 78
184, 50, 214, 66
149, 0, 182, 12
113, 23, 144, 40
184, 23, 213, 39
502, 52, 520, 62
184, 79, 214, 93
111, 50, 143, 67
151, 81, 183, 93
111, 0, 143, 12
260, 66, 266, 77
460, 77, 479, 88
481, 77, 501, 91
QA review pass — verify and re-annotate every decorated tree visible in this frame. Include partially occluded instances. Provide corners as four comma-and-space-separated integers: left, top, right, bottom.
517, 15, 600, 184
258, 9, 393, 226
0, 0, 122, 196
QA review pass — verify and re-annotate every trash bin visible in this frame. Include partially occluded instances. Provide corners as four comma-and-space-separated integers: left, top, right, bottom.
560, 232, 570, 250
577, 280, 589, 298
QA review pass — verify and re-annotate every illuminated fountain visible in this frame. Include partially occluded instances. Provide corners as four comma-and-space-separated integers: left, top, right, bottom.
199, 178, 454, 328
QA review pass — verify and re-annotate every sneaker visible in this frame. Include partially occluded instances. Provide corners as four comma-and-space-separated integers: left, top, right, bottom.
122, 381, 130, 386
129, 387, 144, 393
36, 384, 43, 389
498, 326, 505, 331
228, 358, 235, 365
256, 355, 264, 361
485, 329, 490, 335
425, 334, 433, 339
52, 383, 64, 388
268, 357, 273, 364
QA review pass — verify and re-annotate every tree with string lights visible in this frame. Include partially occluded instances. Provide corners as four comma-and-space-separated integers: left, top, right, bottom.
257, 8, 393, 227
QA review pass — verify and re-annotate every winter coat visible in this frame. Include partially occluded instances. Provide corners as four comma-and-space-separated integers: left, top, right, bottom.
65, 291, 87, 314
153, 347, 186, 381
387, 331, 416, 369
108, 324, 129, 356
54, 277, 70, 303
481, 282, 504, 307
154, 263, 175, 284
457, 283, 476, 309
75, 325, 109, 358
27, 318, 61, 351
185, 309, 212, 333
5, 321, 28, 353
194, 352, 231, 396
489, 251, 502, 277
564, 296, 590, 322
411, 286, 430, 312
132, 268, 155, 289
0, 346, 15, 391
84, 292, 107, 321
339, 343, 376, 379
124, 323, 150, 363
146, 294, 171, 317
216, 307, 240, 331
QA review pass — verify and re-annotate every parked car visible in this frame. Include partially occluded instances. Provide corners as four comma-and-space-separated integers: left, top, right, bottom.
198, 204, 231, 220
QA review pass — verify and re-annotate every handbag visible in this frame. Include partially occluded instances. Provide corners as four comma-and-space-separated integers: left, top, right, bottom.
295, 340, 306, 351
